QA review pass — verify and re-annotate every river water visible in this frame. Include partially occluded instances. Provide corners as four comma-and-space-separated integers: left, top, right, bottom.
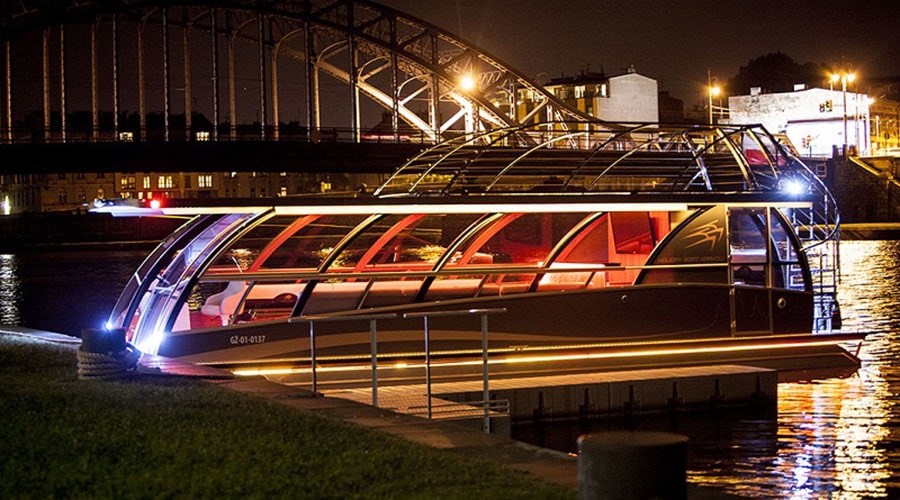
2, 241, 898, 498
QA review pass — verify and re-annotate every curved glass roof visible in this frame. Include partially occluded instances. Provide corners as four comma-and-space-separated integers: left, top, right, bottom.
374, 122, 806, 197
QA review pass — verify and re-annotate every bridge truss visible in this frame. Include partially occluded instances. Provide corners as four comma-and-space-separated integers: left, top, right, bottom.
0, 0, 599, 144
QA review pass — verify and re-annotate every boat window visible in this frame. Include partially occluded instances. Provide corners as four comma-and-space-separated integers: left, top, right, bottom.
727, 207, 803, 290
351, 213, 478, 271
108, 214, 211, 335
447, 212, 584, 295
303, 213, 482, 313
611, 212, 655, 254
453, 213, 583, 267
555, 215, 609, 265
729, 208, 769, 287
770, 210, 806, 290
541, 215, 610, 290
328, 214, 409, 271
260, 214, 369, 270
130, 213, 257, 351
205, 215, 299, 272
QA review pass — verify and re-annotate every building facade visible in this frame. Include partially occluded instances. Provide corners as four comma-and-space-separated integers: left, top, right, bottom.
518, 67, 660, 124
727, 86, 874, 158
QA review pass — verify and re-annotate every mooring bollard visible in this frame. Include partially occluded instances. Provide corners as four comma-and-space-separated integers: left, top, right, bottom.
77, 327, 141, 380
578, 431, 688, 500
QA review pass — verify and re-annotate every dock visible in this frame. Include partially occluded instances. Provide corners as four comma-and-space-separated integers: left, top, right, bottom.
318, 364, 776, 435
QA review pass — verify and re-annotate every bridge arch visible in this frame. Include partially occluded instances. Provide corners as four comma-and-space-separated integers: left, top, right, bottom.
1, 0, 601, 144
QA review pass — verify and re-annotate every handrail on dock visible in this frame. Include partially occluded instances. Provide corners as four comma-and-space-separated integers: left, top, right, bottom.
288, 308, 507, 433
403, 308, 507, 432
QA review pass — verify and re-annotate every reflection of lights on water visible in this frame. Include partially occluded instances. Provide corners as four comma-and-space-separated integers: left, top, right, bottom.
777, 377, 891, 498
773, 240, 897, 498
685, 241, 899, 498
0, 254, 21, 326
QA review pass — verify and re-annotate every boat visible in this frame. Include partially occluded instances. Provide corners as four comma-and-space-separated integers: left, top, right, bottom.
95, 122, 863, 380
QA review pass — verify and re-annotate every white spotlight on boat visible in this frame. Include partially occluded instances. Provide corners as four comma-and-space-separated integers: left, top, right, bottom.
781, 178, 807, 196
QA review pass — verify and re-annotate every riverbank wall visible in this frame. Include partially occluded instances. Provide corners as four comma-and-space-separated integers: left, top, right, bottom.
0, 212, 184, 252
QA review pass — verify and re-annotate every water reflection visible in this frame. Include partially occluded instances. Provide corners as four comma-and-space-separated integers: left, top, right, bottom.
0, 254, 21, 326
514, 240, 900, 498
688, 240, 900, 498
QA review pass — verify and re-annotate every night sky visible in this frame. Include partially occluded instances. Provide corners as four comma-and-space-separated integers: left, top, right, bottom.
379, 0, 900, 104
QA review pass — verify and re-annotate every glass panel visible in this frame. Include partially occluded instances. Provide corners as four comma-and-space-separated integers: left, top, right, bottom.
449, 212, 583, 296
307, 213, 482, 313
770, 209, 804, 290
329, 215, 406, 272
555, 215, 609, 264
108, 215, 208, 333
351, 214, 462, 271
131, 213, 257, 353
206, 213, 290, 273
265, 215, 369, 270
729, 208, 768, 287
610, 212, 655, 254
237, 280, 306, 323
544, 214, 610, 290
361, 277, 424, 309
183, 279, 246, 329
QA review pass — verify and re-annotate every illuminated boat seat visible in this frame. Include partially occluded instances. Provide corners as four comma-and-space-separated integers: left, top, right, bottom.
302, 281, 371, 315
201, 281, 307, 324
200, 280, 245, 320
424, 279, 484, 300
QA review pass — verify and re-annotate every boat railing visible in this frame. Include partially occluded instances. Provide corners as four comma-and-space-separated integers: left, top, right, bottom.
286, 308, 509, 433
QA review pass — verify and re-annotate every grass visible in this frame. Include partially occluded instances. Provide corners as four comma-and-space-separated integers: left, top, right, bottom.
0, 335, 573, 499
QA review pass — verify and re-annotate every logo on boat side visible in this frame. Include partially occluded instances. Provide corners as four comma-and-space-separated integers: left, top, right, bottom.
683, 220, 724, 251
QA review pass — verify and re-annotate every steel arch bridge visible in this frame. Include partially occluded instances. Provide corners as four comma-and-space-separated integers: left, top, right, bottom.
0, 0, 600, 144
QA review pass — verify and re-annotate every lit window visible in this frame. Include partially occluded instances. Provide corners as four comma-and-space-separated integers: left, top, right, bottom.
279, 186, 287, 197
195, 131, 210, 141
198, 174, 213, 188
574, 85, 586, 99
143, 177, 151, 189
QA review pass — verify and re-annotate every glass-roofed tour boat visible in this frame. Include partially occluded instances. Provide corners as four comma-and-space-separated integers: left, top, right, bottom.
96, 122, 864, 381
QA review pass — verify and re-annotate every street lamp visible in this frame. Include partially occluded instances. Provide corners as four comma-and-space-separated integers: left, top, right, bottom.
459, 74, 477, 93
708, 84, 721, 125
831, 70, 856, 155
